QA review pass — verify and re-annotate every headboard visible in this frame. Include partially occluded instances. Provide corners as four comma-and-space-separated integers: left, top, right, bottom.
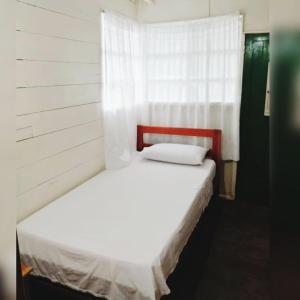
137, 125, 222, 186
137, 125, 221, 163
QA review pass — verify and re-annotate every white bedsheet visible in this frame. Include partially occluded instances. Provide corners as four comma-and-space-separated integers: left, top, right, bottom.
18, 155, 215, 300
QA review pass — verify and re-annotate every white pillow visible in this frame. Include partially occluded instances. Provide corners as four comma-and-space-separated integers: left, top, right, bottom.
140, 143, 209, 165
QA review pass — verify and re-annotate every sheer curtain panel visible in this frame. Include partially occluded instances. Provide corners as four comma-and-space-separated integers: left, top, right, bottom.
101, 13, 244, 168
143, 15, 244, 160
101, 12, 143, 169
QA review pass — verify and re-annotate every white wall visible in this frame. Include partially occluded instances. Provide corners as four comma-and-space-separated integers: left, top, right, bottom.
16, 0, 137, 221
270, 0, 300, 30
0, 0, 16, 297
137, 0, 269, 33
1, 0, 15, 250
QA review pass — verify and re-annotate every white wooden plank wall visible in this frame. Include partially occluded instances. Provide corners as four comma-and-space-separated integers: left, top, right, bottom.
16, 0, 137, 221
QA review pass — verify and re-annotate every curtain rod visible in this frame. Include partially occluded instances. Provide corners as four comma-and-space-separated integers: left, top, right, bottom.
101, 9, 242, 18
101, 9, 243, 28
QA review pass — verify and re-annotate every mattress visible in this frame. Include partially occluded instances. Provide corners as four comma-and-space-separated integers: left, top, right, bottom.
18, 154, 216, 300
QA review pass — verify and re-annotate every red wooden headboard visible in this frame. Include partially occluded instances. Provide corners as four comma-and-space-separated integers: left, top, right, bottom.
137, 125, 221, 165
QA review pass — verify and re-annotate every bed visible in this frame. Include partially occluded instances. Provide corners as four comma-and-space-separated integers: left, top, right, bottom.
17, 125, 221, 300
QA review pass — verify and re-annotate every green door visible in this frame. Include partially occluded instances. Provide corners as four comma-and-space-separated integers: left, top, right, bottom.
236, 33, 270, 205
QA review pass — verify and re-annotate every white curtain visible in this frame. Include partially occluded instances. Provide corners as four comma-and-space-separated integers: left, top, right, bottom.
101, 12, 143, 169
102, 12, 244, 169
143, 15, 244, 160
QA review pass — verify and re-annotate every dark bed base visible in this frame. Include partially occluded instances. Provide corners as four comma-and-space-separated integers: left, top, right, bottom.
26, 196, 222, 300
28, 276, 101, 300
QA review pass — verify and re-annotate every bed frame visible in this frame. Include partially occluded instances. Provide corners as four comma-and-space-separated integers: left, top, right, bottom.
137, 125, 222, 189
23, 125, 222, 300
